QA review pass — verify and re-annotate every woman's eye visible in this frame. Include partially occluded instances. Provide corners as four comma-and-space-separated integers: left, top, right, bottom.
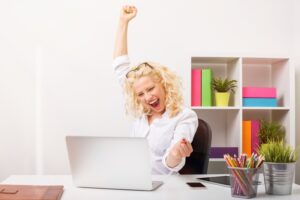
138, 93, 144, 97
148, 87, 154, 91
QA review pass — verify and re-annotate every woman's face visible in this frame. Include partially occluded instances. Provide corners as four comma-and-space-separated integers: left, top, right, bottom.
133, 76, 166, 115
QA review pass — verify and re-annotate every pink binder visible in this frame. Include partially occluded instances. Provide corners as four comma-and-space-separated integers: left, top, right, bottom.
191, 69, 201, 106
242, 87, 276, 98
251, 120, 260, 154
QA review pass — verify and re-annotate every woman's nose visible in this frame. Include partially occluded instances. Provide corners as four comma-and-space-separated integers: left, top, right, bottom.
144, 92, 152, 101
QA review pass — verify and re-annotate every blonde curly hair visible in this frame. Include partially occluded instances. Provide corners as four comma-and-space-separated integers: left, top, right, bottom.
124, 62, 183, 118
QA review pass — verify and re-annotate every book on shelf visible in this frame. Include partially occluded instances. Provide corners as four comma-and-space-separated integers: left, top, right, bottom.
242, 87, 276, 98
201, 68, 212, 106
0, 184, 64, 200
191, 69, 202, 106
242, 120, 261, 157
251, 120, 260, 154
210, 147, 239, 158
242, 120, 252, 157
243, 98, 277, 107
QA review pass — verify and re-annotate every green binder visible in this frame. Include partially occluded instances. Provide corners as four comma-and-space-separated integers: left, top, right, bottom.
202, 68, 212, 106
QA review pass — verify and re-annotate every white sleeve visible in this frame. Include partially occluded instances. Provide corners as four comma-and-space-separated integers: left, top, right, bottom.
162, 109, 198, 172
112, 55, 131, 85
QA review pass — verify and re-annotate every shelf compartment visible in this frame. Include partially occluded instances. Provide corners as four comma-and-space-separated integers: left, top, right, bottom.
194, 109, 240, 148
192, 57, 241, 107
242, 58, 290, 107
242, 109, 291, 145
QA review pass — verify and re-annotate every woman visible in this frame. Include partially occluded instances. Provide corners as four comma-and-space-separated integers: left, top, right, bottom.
113, 5, 198, 174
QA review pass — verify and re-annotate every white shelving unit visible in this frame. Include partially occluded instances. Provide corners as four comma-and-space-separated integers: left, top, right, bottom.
191, 56, 295, 162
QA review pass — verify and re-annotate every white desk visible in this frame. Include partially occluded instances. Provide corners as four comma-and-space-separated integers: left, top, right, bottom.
2, 175, 300, 200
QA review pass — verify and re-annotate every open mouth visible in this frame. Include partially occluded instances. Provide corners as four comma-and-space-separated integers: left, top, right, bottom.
149, 99, 160, 109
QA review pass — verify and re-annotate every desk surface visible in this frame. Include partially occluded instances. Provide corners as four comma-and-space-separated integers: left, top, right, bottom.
2, 175, 300, 200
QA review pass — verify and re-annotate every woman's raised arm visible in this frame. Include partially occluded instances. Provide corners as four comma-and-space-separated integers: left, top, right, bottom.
113, 5, 137, 59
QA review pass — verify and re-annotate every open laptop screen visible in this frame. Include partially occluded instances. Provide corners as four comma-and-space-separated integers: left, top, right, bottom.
66, 136, 162, 191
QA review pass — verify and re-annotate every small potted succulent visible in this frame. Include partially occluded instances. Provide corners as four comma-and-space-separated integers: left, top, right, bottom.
211, 77, 237, 106
258, 140, 298, 195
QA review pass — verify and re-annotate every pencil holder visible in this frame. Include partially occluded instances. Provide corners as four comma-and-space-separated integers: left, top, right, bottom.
228, 167, 259, 199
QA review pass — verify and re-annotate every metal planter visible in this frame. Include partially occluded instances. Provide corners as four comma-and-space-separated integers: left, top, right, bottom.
263, 162, 295, 195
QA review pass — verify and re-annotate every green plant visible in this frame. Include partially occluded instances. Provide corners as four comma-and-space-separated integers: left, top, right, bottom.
259, 120, 285, 144
258, 140, 297, 163
212, 77, 237, 93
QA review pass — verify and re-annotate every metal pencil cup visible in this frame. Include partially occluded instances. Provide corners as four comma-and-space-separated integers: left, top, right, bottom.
228, 167, 259, 199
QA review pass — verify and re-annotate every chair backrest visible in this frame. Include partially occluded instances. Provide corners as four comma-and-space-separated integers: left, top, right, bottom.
179, 118, 212, 174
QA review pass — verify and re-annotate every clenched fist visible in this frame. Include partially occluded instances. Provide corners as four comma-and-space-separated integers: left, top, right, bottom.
166, 138, 193, 168
120, 5, 137, 23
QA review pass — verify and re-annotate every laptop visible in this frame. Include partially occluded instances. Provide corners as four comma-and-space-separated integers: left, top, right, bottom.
66, 136, 163, 191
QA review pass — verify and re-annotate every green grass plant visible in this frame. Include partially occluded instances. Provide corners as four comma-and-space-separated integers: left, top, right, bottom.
259, 120, 285, 144
258, 140, 297, 163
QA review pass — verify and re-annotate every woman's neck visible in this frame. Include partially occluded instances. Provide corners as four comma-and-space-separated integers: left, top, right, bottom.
147, 111, 165, 125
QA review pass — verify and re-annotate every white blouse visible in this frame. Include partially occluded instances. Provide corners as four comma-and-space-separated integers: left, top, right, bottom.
112, 55, 198, 175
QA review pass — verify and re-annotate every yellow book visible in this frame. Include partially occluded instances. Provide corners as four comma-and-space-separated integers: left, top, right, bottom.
242, 120, 252, 157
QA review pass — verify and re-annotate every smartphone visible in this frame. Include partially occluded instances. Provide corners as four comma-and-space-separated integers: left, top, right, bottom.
186, 182, 206, 188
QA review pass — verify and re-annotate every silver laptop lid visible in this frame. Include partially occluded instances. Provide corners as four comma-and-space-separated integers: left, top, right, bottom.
66, 136, 153, 190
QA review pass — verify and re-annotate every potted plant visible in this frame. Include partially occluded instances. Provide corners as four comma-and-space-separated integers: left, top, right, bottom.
258, 140, 298, 195
259, 120, 285, 145
211, 77, 237, 106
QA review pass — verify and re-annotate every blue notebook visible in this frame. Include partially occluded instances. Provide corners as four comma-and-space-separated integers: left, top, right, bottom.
243, 98, 277, 107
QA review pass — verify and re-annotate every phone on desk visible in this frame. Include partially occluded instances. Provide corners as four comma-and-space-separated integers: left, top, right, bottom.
186, 182, 206, 188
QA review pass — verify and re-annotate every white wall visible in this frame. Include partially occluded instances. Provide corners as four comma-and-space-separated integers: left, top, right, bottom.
293, 0, 300, 184
0, 0, 298, 182
0, 0, 37, 181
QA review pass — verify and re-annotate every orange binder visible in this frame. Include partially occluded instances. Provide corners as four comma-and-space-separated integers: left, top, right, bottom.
242, 120, 252, 157
0, 185, 64, 200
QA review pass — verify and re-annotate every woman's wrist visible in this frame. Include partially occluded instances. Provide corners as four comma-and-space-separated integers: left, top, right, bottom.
119, 18, 130, 26
166, 154, 182, 168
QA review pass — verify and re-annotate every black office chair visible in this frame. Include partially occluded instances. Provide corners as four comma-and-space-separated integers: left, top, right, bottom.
179, 118, 212, 174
